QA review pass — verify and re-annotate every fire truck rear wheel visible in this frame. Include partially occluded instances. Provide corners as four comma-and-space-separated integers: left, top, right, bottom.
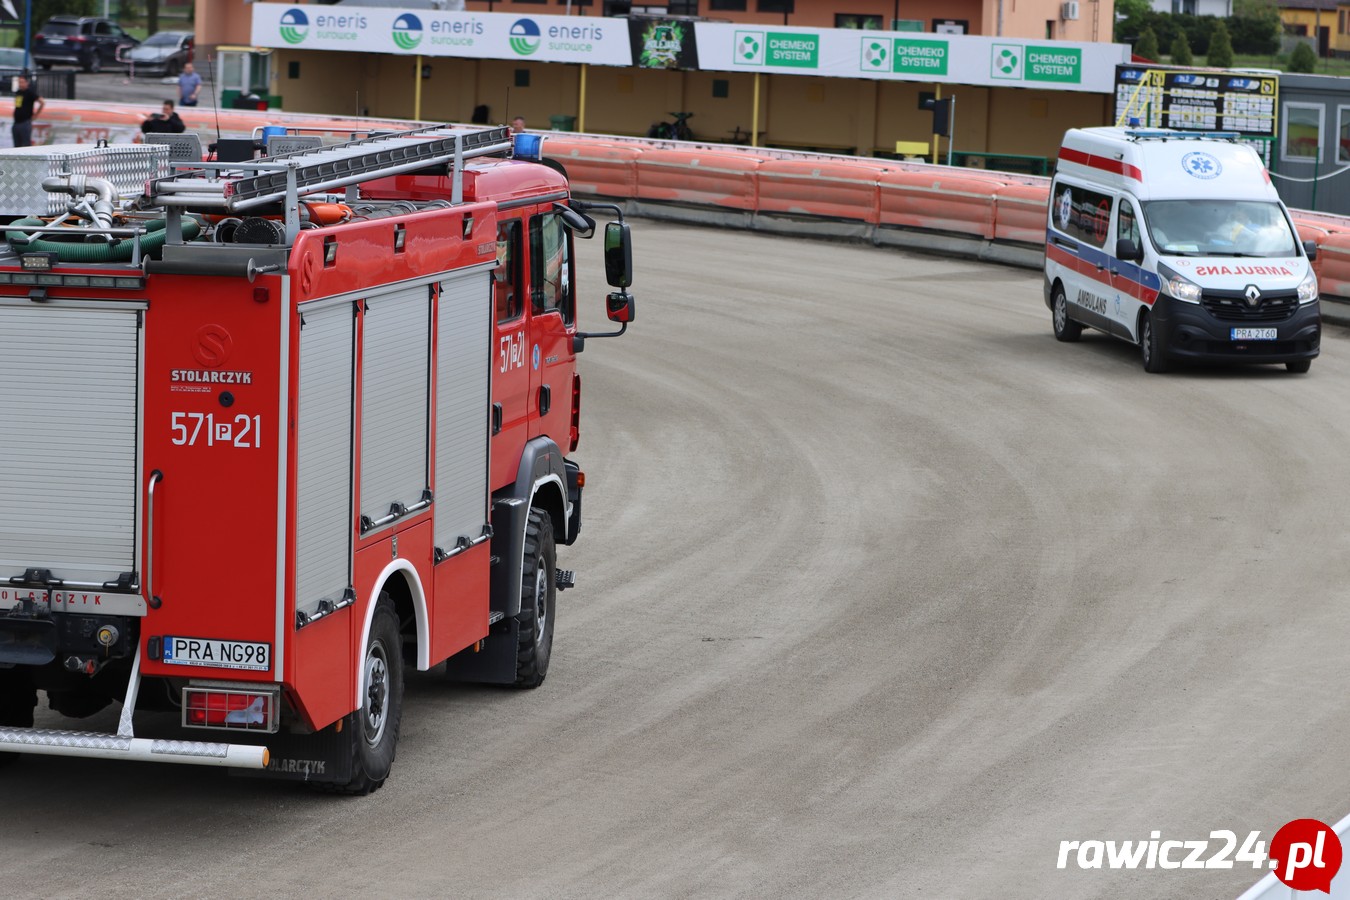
514, 508, 556, 689
335, 596, 404, 794
1052, 283, 1082, 342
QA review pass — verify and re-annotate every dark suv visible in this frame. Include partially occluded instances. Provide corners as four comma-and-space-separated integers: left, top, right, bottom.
33, 16, 138, 73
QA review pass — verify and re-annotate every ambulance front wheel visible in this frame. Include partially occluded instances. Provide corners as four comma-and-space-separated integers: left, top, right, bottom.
513, 508, 556, 689
335, 595, 405, 795
1052, 284, 1082, 342
1140, 311, 1168, 374
1287, 359, 1312, 374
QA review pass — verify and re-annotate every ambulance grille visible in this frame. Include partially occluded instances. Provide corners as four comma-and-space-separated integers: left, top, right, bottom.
1200, 289, 1299, 322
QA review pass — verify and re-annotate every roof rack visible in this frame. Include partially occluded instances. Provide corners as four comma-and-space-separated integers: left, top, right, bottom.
1123, 129, 1241, 142
149, 123, 514, 243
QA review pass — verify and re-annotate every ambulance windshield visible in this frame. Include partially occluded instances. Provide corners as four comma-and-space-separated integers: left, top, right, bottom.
1142, 200, 1297, 258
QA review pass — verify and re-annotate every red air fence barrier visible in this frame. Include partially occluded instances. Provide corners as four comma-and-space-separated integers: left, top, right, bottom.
756, 158, 889, 225
1311, 231, 1350, 298
635, 148, 766, 210
878, 170, 1000, 238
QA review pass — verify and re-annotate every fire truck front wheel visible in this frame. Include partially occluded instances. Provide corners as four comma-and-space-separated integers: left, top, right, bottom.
513, 508, 556, 689
334, 596, 405, 794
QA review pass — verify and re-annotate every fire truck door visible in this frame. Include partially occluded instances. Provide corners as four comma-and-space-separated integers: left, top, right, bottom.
526, 209, 576, 445
492, 218, 531, 481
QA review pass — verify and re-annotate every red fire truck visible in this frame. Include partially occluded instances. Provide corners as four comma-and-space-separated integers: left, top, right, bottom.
0, 124, 635, 792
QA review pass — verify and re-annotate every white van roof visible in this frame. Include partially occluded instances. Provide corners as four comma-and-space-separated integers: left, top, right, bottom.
1056, 126, 1279, 203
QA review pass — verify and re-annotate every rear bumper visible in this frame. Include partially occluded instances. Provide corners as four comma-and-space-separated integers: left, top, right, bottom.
0, 725, 269, 768
1154, 297, 1321, 364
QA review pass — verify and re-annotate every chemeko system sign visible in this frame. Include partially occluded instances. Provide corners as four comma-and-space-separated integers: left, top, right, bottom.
694, 22, 1128, 93
251, 5, 634, 65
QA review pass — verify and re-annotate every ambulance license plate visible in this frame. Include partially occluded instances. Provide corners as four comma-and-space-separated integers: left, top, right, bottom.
1231, 328, 1277, 341
162, 637, 270, 671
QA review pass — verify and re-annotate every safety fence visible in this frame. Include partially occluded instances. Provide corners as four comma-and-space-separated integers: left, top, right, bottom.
12, 99, 1350, 300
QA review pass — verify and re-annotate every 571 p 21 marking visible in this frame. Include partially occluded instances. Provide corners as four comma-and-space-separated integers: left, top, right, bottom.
170, 412, 263, 448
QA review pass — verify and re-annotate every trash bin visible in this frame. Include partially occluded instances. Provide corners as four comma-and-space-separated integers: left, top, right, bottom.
549, 115, 577, 132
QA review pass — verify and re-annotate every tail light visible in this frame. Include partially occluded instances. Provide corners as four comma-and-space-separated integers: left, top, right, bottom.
182, 683, 280, 733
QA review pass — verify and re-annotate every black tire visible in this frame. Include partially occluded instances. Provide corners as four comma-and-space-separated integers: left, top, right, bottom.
513, 508, 556, 689
1140, 311, 1168, 373
1286, 359, 1312, 373
0, 667, 37, 769
85, 53, 101, 74
1051, 283, 1082, 342
332, 595, 404, 794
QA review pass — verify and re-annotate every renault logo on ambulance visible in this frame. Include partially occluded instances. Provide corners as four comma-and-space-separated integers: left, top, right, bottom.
1245, 285, 1261, 306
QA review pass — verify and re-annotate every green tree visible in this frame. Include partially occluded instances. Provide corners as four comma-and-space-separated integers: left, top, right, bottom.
1288, 40, 1317, 72
1207, 19, 1234, 67
1170, 32, 1194, 65
1135, 26, 1160, 61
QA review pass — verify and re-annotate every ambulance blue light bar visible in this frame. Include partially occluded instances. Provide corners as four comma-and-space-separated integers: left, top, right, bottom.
1124, 129, 1241, 142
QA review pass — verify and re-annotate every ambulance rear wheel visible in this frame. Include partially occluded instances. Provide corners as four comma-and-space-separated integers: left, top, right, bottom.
1286, 359, 1312, 374
513, 508, 556, 689
335, 595, 404, 795
1052, 284, 1081, 342
1140, 311, 1168, 373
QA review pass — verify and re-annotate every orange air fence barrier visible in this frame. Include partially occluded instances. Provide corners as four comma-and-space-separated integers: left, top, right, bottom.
1308, 230, 1350, 298
992, 183, 1050, 245
541, 138, 642, 200
755, 158, 888, 225
878, 169, 1002, 238
635, 148, 765, 210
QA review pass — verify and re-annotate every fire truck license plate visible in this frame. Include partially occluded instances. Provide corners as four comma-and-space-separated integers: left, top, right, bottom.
1231, 328, 1277, 341
162, 637, 271, 671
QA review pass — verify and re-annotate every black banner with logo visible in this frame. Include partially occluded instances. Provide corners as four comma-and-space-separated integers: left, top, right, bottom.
630, 18, 699, 70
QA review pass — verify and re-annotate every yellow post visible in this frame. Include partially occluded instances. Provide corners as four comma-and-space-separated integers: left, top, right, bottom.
931, 83, 941, 165
752, 73, 761, 147
579, 64, 588, 133
414, 55, 423, 122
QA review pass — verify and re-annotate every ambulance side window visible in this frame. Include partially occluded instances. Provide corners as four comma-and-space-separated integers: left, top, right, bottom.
1051, 183, 1114, 250
529, 213, 575, 325
494, 219, 522, 323
1116, 200, 1141, 251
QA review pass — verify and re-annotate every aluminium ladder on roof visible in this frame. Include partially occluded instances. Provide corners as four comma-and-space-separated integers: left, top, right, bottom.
150, 123, 514, 243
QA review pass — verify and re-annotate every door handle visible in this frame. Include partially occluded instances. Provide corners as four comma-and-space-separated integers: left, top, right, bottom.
539, 385, 551, 416
492, 402, 502, 436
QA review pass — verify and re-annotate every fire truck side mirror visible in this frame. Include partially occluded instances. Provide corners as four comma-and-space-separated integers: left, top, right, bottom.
606, 290, 634, 324
604, 221, 632, 289
552, 202, 595, 239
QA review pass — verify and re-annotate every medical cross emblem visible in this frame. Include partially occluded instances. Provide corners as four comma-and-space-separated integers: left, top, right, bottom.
1181, 151, 1222, 180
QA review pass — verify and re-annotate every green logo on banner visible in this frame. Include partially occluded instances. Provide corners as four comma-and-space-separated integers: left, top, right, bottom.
1026, 46, 1081, 82
890, 38, 948, 75
765, 32, 819, 68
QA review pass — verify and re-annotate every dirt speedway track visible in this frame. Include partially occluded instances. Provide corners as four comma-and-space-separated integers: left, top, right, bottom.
5, 221, 1350, 899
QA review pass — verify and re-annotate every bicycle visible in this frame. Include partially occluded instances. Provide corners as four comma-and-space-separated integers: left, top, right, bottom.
647, 111, 694, 142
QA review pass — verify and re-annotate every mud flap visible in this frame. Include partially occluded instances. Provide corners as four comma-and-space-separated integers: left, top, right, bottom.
443, 619, 519, 684
231, 721, 354, 785
0, 617, 57, 666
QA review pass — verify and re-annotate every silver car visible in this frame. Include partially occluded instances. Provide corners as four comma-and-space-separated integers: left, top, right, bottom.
126, 30, 193, 77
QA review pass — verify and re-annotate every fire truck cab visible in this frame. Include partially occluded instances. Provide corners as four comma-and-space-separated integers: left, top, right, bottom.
0, 125, 634, 792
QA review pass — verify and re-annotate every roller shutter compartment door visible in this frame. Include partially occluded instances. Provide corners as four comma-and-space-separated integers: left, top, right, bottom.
360, 285, 431, 529
0, 305, 141, 586
295, 300, 355, 621
434, 268, 492, 556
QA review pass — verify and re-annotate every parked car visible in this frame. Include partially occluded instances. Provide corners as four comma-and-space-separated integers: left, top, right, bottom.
32, 16, 138, 73
126, 30, 193, 77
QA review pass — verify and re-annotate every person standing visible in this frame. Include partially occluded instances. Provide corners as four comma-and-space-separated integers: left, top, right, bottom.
12, 72, 42, 148
178, 61, 202, 107
141, 100, 185, 135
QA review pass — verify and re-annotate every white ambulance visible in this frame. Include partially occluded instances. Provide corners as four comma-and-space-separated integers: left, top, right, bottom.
1044, 127, 1320, 373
